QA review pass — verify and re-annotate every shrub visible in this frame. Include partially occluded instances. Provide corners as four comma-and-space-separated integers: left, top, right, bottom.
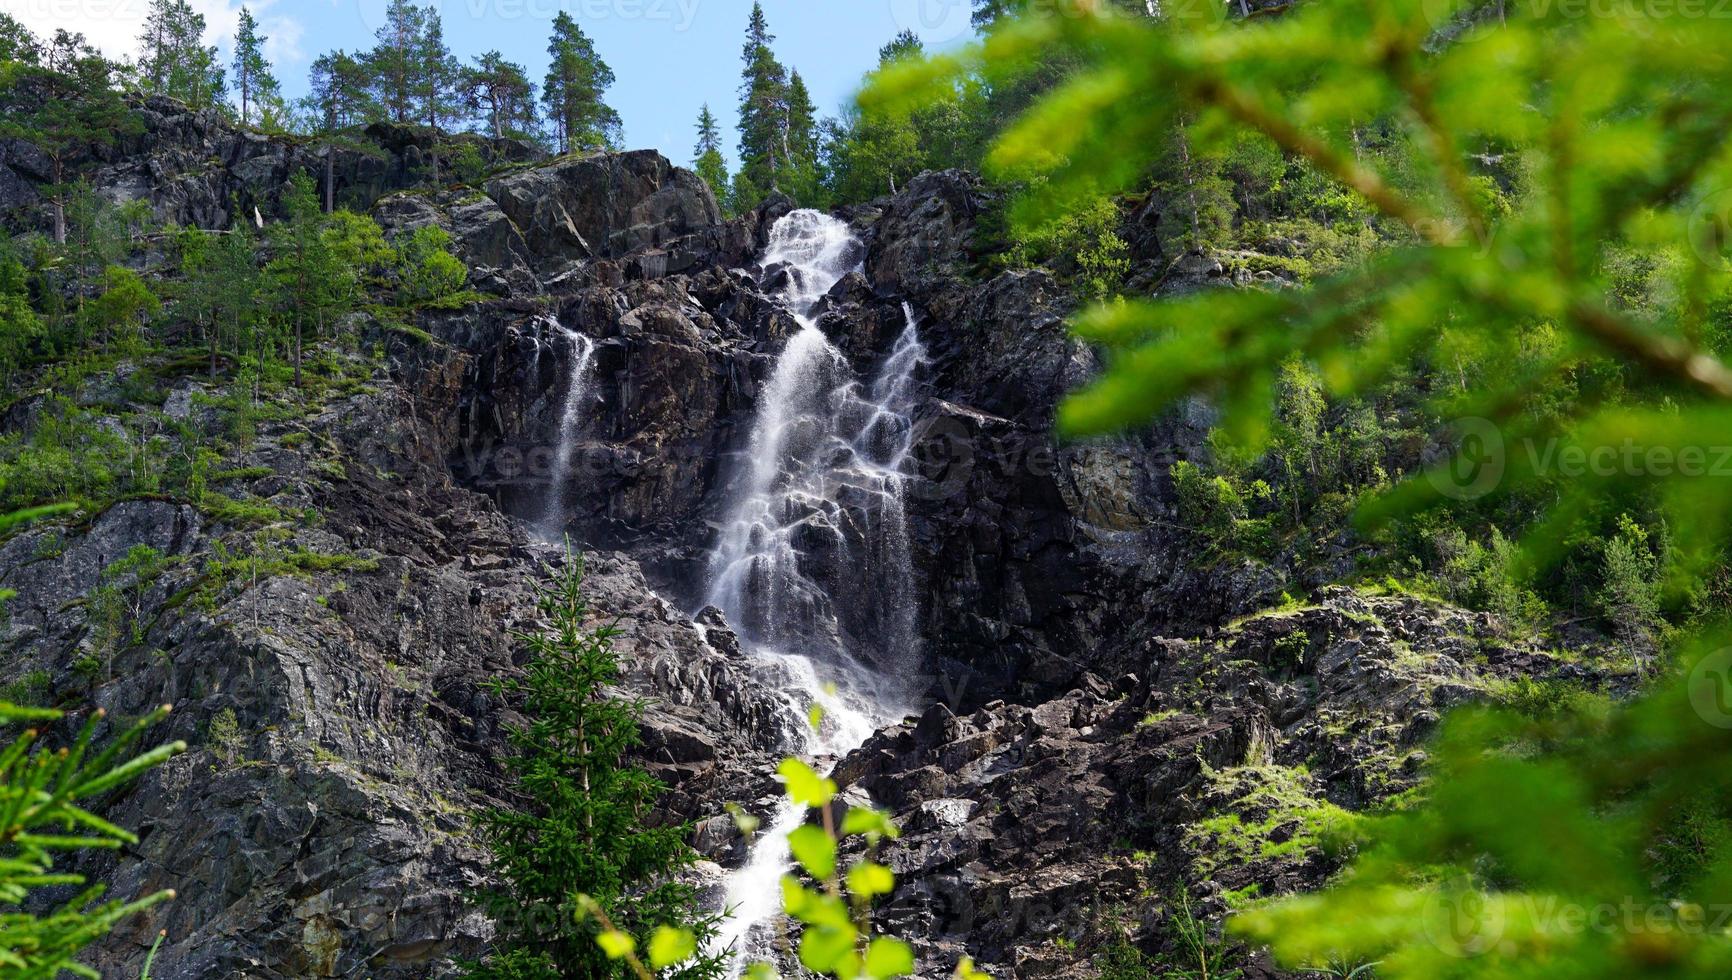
393, 226, 468, 308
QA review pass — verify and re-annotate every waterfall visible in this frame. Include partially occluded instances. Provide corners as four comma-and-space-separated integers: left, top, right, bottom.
706, 211, 928, 974
543, 318, 596, 532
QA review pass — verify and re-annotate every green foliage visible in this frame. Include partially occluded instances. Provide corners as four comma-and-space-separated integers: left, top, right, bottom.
230, 6, 280, 128
392, 225, 469, 308
1184, 763, 1357, 879
0, 397, 133, 510
467, 552, 722, 980
137, 0, 226, 110
693, 104, 730, 205
0, 47, 140, 244
1001, 190, 1129, 300
464, 50, 537, 143
543, 12, 620, 154
869, 0, 1732, 976
0, 246, 42, 385
85, 267, 161, 355
206, 707, 243, 764
84, 545, 169, 680
0, 700, 186, 977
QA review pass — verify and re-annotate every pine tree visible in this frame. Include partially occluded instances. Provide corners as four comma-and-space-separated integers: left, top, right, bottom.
0, 35, 138, 243
692, 104, 730, 205
367, 0, 424, 125
306, 50, 375, 212
0, 14, 41, 64
417, 9, 462, 184
137, 0, 225, 109
465, 553, 724, 980
736, 2, 788, 205
230, 7, 279, 127
879, 29, 923, 65
542, 13, 621, 154
464, 51, 536, 141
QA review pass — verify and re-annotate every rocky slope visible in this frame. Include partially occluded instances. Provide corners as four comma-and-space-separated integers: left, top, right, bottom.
0, 98, 1638, 978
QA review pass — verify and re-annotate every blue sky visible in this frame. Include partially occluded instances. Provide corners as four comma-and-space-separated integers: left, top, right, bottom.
11, 0, 980, 167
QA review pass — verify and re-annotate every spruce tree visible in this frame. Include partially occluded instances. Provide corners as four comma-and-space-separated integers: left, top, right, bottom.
692, 104, 730, 205
735, 2, 788, 205
0, 700, 186, 976
137, 0, 225, 109
464, 52, 536, 141
306, 50, 375, 212
465, 553, 722, 980
230, 7, 279, 128
782, 70, 821, 204
542, 13, 621, 154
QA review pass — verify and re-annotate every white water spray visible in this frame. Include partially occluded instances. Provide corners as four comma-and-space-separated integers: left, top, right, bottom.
543, 318, 597, 532
706, 211, 928, 973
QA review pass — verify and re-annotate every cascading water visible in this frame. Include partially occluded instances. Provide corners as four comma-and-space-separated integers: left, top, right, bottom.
706, 211, 928, 973
542, 318, 597, 532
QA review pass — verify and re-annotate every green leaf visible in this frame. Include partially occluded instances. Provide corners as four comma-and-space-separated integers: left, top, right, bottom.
841, 805, 900, 840
788, 823, 837, 880
847, 861, 895, 899
648, 925, 695, 968
799, 924, 858, 975
864, 936, 915, 978
595, 929, 635, 960
725, 801, 761, 836
777, 757, 836, 807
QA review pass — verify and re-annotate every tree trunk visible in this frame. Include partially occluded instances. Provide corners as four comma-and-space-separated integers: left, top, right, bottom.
293, 320, 303, 388
324, 144, 336, 213
50, 157, 66, 244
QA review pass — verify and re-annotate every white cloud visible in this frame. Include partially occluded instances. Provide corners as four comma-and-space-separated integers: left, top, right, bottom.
9, 0, 304, 69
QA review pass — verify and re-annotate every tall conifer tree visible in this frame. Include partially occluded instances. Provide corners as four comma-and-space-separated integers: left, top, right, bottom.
692, 104, 729, 204
231, 7, 279, 127
541, 13, 620, 154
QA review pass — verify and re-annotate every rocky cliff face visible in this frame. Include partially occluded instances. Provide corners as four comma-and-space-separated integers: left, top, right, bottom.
0, 99, 1634, 978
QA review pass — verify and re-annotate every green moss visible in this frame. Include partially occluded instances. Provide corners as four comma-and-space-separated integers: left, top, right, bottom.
210, 466, 274, 482
1185, 763, 1360, 878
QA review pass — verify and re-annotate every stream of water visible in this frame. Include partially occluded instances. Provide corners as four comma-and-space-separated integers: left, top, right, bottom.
704, 210, 927, 974
543, 318, 596, 532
